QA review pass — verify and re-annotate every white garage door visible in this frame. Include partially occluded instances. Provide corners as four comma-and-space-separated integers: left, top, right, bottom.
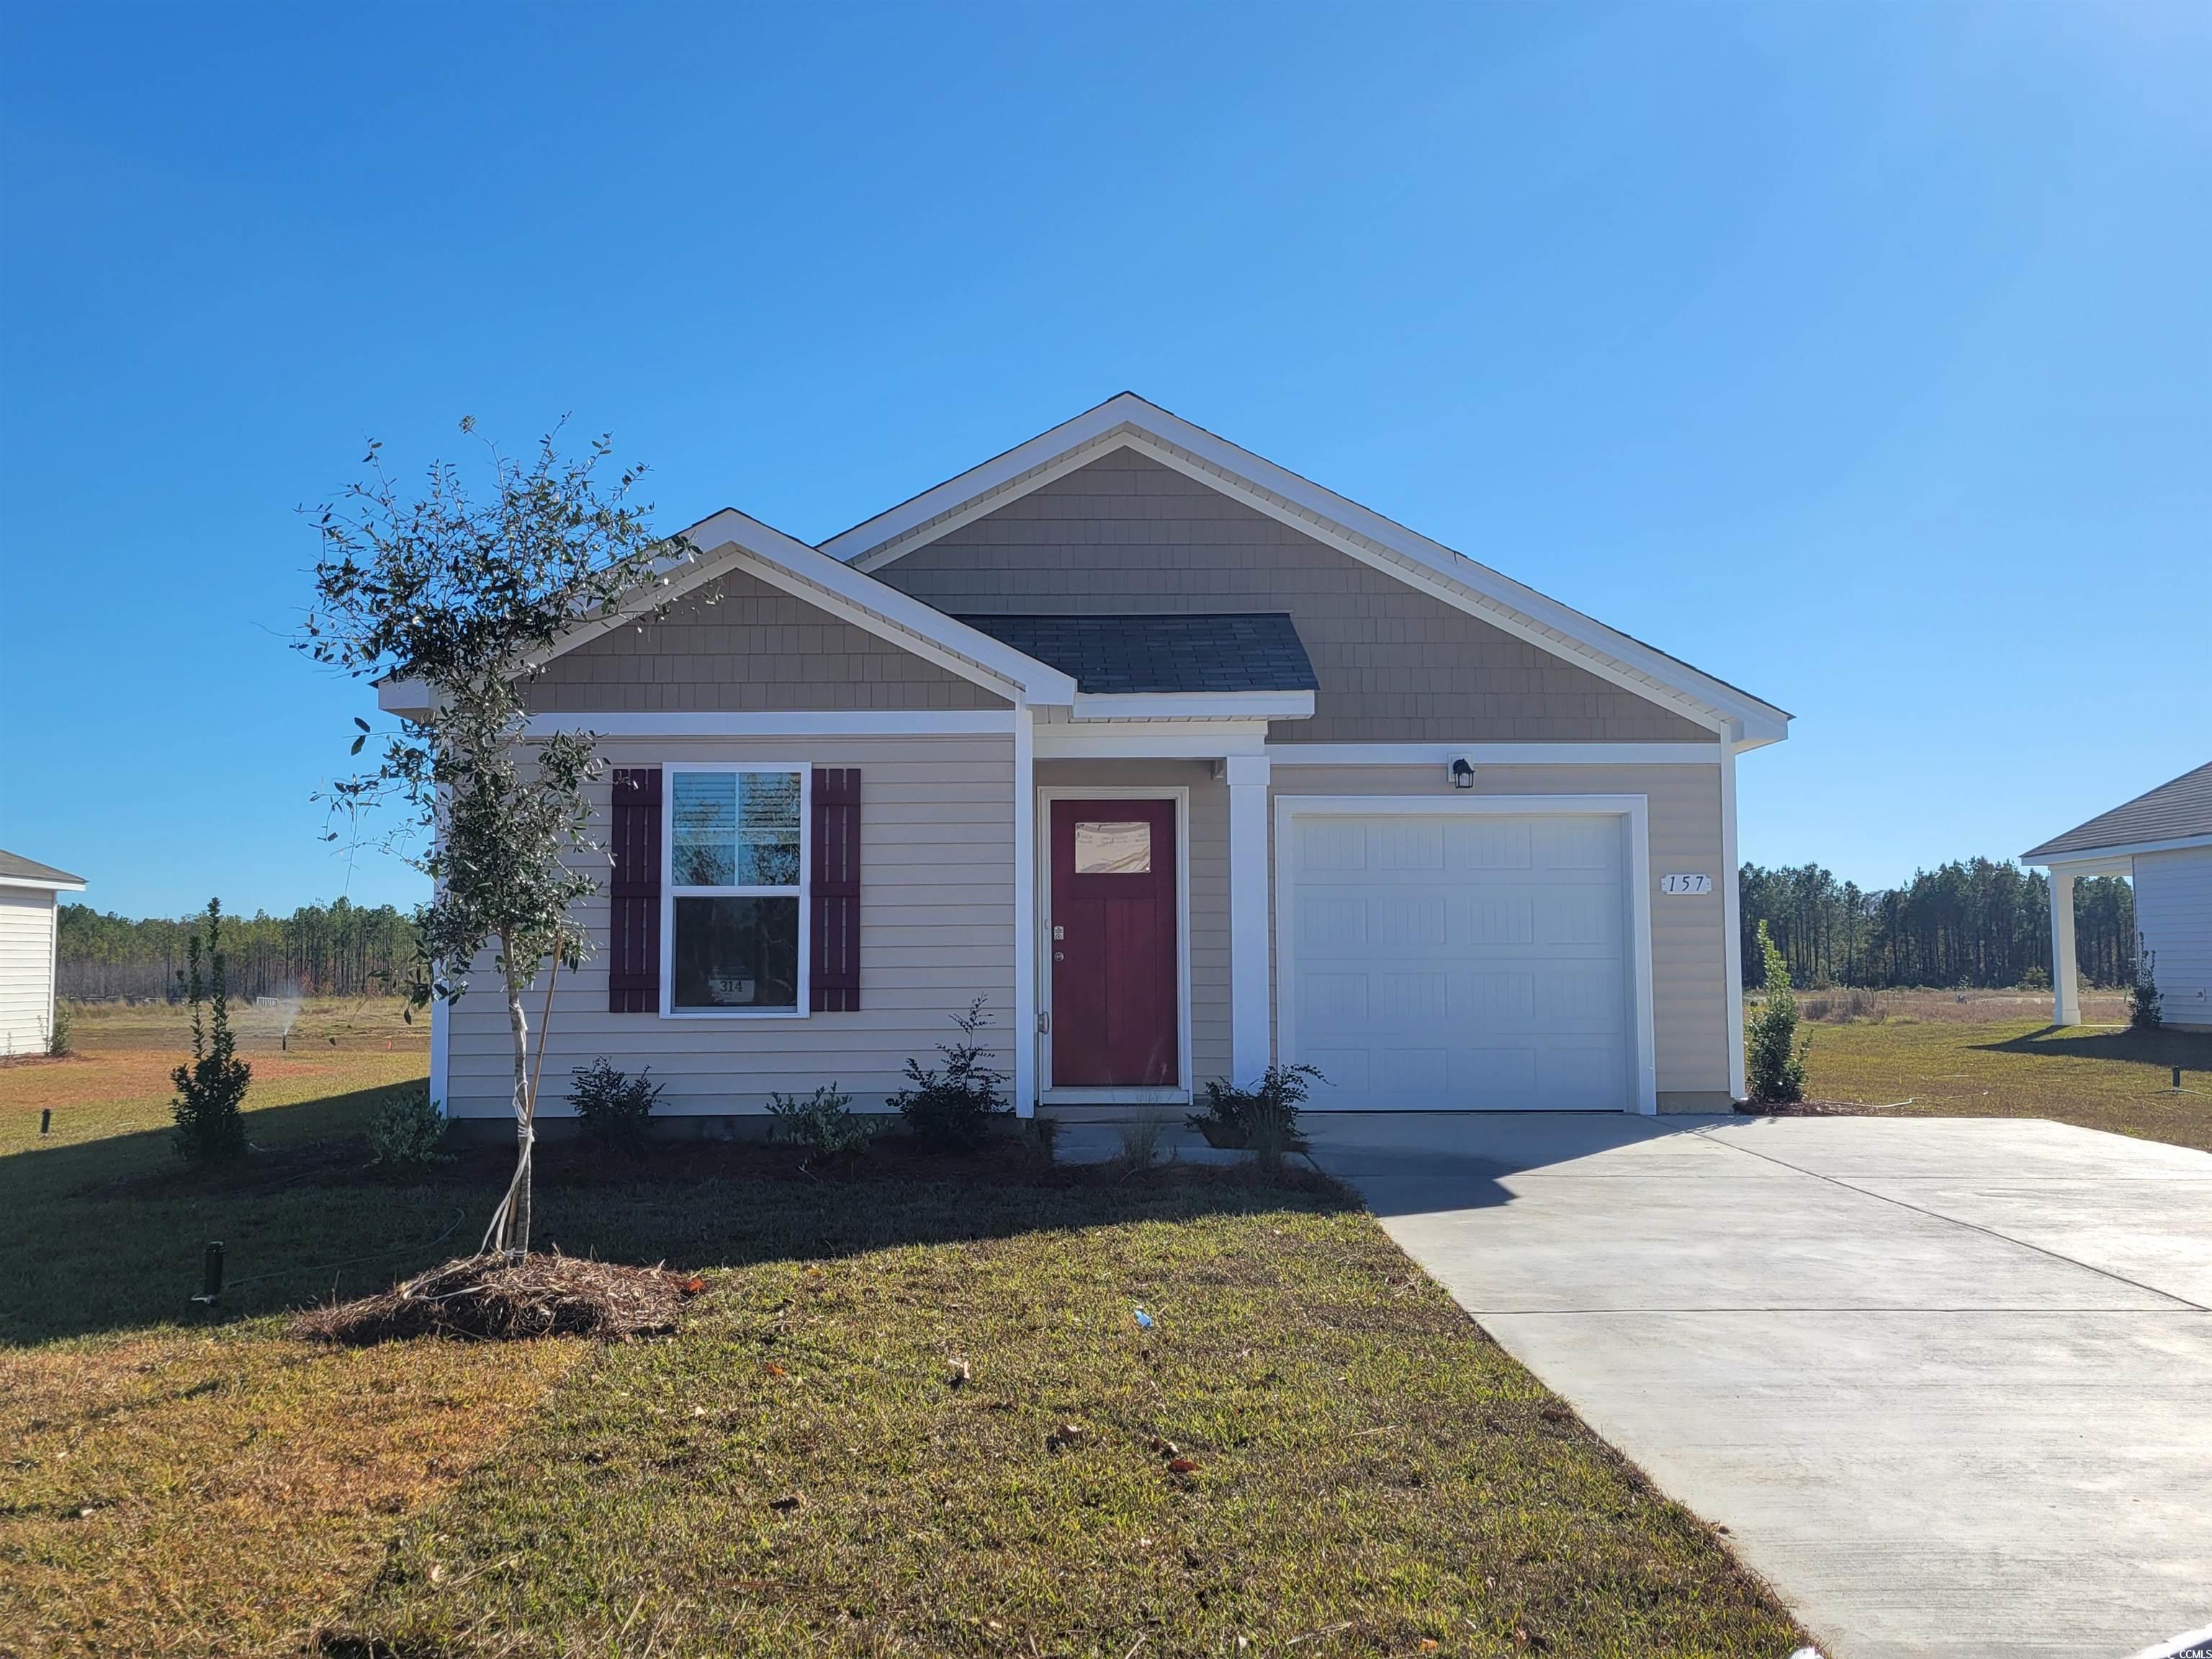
1285, 811, 1633, 1111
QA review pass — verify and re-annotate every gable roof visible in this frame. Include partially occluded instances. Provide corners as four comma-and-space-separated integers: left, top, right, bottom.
2022, 762, 2212, 862
382, 505, 1081, 716
819, 392, 1791, 748
0, 850, 86, 891
954, 613, 1318, 696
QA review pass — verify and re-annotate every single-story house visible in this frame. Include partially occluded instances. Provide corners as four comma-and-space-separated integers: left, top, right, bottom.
389, 395, 1791, 1125
2023, 761, 2212, 1031
0, 850, 86, 1056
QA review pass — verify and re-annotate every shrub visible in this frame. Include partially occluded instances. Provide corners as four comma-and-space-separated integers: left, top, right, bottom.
1188, 1062, 1322, 1165
2019, 966, 2051, 993
171, 900, 251, 1161
568, 1057, 663, 1154
765, 1083, 878, 1157
1745, 920, 1809, 1104
891, 998, 1012, 1153
2129, 938, 2164, 1032
368, 1085, 451, 1165
45, 1002, 72, 1057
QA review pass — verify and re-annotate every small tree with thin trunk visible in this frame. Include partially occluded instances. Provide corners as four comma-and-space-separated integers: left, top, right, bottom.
298, 422, 690, 1255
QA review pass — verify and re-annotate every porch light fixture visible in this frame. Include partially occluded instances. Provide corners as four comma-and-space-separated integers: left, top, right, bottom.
1447, 756, 1475, 790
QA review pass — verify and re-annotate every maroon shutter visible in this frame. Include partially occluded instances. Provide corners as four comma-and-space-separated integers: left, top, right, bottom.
811, 768, 860, 1012
608, 768, 662, 1012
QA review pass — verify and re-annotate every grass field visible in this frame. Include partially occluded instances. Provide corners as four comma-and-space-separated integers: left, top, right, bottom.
1794, 988, 2212, 1151
0, 1008, 1806, 1659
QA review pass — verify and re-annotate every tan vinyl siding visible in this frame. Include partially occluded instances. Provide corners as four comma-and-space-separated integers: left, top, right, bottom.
0, 888, 58, 1057
874, 449, 1711, 745
1036, 759, 1229, 1089
444, 734, 1015, 1117
1267, 762, 1730, 1102
526, 567, 1010, 714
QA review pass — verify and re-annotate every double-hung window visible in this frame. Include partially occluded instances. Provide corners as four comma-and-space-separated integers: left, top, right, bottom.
664, 766, 806, 1015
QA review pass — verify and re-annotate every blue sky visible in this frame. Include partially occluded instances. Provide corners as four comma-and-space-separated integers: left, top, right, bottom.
2, 3, 2205, 920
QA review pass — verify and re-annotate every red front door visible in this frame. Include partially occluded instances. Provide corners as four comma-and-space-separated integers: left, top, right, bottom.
1050, 799, 1179, 1088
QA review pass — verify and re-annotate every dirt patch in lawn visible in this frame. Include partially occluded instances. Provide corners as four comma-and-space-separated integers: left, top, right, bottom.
297, 1253, 706, 1345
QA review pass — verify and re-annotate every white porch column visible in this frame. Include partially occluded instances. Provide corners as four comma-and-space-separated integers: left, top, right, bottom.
1226, 753, 1272, 1087
1012, 704, 1038, 1115
1719, 725, 1747, 1101
2049, 866, 2081, 1027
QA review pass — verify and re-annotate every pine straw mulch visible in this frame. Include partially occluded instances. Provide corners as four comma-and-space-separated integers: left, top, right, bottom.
294, 1252, 706, 1345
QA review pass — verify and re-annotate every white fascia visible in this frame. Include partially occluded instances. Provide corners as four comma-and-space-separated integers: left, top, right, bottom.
2025, 833, 2212, 868
1071, 689, 1315, 722
0, 876, 86, 894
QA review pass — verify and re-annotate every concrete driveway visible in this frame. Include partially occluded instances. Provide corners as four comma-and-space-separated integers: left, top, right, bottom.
1309, 1113, 2212, 1659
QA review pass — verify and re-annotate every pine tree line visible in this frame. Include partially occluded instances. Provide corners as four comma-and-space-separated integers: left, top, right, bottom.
1740, 858, 2136, 991
57, 898, 418, 1002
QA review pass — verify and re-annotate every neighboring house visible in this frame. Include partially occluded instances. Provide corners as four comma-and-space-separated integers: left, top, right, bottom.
386, 395, 1791, 1125
0, 850, 86, 1056
2024, 761, 2212, 1031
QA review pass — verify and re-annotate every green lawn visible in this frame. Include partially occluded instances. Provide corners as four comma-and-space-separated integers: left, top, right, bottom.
1, 1028, 1807, 1659
1797, 996, 2212, 1151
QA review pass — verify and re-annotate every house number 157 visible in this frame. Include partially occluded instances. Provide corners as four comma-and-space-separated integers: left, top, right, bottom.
1660, 873, 1713, 895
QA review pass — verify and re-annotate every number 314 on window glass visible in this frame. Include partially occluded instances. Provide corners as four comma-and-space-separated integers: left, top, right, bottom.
1660, 873, 1713, 895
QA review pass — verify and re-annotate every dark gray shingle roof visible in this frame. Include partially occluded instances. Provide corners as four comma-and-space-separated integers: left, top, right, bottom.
2023, 762, 2212, 860
0, 850, 85, 886
953, 613, 1318, 696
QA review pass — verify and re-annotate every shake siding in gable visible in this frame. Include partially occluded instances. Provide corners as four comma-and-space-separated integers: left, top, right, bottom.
1267, 761, 1732, 1104
444, 732, 1017, 1118
873, 449, 1712, 745
526, 566, 1010, 714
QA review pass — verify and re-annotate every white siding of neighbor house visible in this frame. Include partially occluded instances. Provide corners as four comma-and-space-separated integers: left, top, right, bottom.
1267, 760, 1733, 1107
443, 733, 1016, 1118
2134, 846, 2212, 1031
0, 888, 60, 1057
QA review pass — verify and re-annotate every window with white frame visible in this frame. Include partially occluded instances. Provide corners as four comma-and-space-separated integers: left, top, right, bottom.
665, 767, 806, 1014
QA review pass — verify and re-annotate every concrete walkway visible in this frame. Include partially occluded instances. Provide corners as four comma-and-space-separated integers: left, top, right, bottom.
1309, 1113, 2212, 1659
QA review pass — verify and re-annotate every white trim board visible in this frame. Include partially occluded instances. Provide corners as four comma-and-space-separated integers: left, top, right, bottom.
0, 875, 86, 893
1267, 742, 1723, 768
1035, 786, 1195, 1102
522, 711, 1017, 739
1036, 721, 1270, 760
1271, 793, 1659, 1116
1074, 689, 1315, 722
2028, 833, 2212, 866
821, 395, 1789, 747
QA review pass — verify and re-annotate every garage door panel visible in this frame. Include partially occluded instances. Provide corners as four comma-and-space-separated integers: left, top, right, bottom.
1448, 819, 1532, 871
1535, 889, 1615, 945
1467, 895, 1537, 944
1371, 820, 1445, 870
1372, 896, 1446, 947
1300, 820, 1367, 871
1536, 818, 1619, 868
1451, 1048, 1540, 1104
1537, 1046, 1624, 1107
1457, 971, 1536, 1031
1287, 810, 1634, 1112
1375, 971, 1449, 1025
1535, 968, 1627, 1033
1300, 896, 1367, 948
